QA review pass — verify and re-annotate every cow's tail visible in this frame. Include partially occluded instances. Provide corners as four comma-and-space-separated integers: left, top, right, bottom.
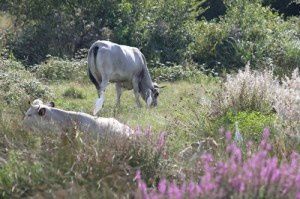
87, 45, 100, 91
88, 44, 104, 115
93, 46, 99, 68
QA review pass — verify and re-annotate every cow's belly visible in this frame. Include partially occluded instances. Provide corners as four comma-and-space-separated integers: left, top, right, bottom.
120, 81, 133, 90
110, 75, 133, 90
109, 73, 132, 82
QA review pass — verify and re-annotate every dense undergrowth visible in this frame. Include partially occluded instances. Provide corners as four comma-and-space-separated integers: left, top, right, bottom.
0, 57, 299, 197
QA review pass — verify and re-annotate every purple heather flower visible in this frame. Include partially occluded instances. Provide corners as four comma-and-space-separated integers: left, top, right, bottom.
134, 170, 141, 181
135, 133, 300, 199
168, 182, 182, 199
262, 128, 270, 140
156, 132, 166, 150
295, 175, 300, 199
270, 168, 280, 183
187, 182, 199, 198
225, 131, 232, 142
139, 181, 149, 199
158, 178, 167, 193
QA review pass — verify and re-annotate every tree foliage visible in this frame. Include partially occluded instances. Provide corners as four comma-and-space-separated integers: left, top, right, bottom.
1, 0, 299, 75
1, 0, 196, 65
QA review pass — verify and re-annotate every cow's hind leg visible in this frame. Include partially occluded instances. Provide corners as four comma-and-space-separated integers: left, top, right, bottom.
93, 78, 109, 115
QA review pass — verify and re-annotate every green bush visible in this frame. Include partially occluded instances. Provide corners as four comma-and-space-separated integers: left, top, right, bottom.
188, 21, 234, 67
63, 86, 86, 99
189, 0, 300, 74
216, 111, 276, 141
150, 65, 207, 82
35, 57, 86, 81
140, 0, 195, 64
0, 59, 52, 111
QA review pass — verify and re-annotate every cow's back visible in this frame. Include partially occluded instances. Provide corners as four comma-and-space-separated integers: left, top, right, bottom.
92, 40, 145, 82
96, 117, 133, 137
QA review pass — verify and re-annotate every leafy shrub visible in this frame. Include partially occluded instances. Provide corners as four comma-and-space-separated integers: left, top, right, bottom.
0, 59, 24, 71
150, 65, 206, 82
224, 0, 300, 75
188, 21, 239, 69
0, 59, 52, 111
189, 0, 300, 74
35, 57, 86, 81
135, 130, 300, 199
140, 0, 195, 64
62, 86, 86, 99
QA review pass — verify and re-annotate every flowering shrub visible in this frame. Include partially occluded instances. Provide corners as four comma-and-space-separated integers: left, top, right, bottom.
275, 68, 300, 121
274, 68, 300, 135
135, 129, 300, 199
212, 62, 278, 116
210, 64, 300, 139
130, 128, 168, 184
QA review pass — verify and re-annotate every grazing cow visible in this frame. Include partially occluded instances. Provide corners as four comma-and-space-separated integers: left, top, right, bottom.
23, 99, 133, 139
87, 40, 161, 115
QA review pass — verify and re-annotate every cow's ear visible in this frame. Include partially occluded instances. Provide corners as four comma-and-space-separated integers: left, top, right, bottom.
153, 89, 159, 97
38, 108, 46, 116
49, 102, 55, 107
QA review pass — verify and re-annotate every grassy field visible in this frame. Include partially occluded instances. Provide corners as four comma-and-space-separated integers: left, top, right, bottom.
0, 59, 299, 198
50, 76, 218, 154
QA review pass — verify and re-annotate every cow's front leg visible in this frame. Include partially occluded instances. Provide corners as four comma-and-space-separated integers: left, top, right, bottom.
115, 82, 122, 107
132, 77, 142, 108
94, 78, 109, 115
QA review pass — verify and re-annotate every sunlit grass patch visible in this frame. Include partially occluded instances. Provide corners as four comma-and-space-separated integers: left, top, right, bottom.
62, 86, 86, 99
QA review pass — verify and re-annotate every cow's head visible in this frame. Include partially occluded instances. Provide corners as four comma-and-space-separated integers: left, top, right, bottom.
146, 82, 164, 107
23, 99, 56, 133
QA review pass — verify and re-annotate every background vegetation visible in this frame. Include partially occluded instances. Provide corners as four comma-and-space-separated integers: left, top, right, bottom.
0, 0, 300, 198
1, 0, 299, 74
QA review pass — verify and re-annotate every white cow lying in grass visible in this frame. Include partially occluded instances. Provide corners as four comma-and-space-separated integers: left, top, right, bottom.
23, 99, 133, 138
